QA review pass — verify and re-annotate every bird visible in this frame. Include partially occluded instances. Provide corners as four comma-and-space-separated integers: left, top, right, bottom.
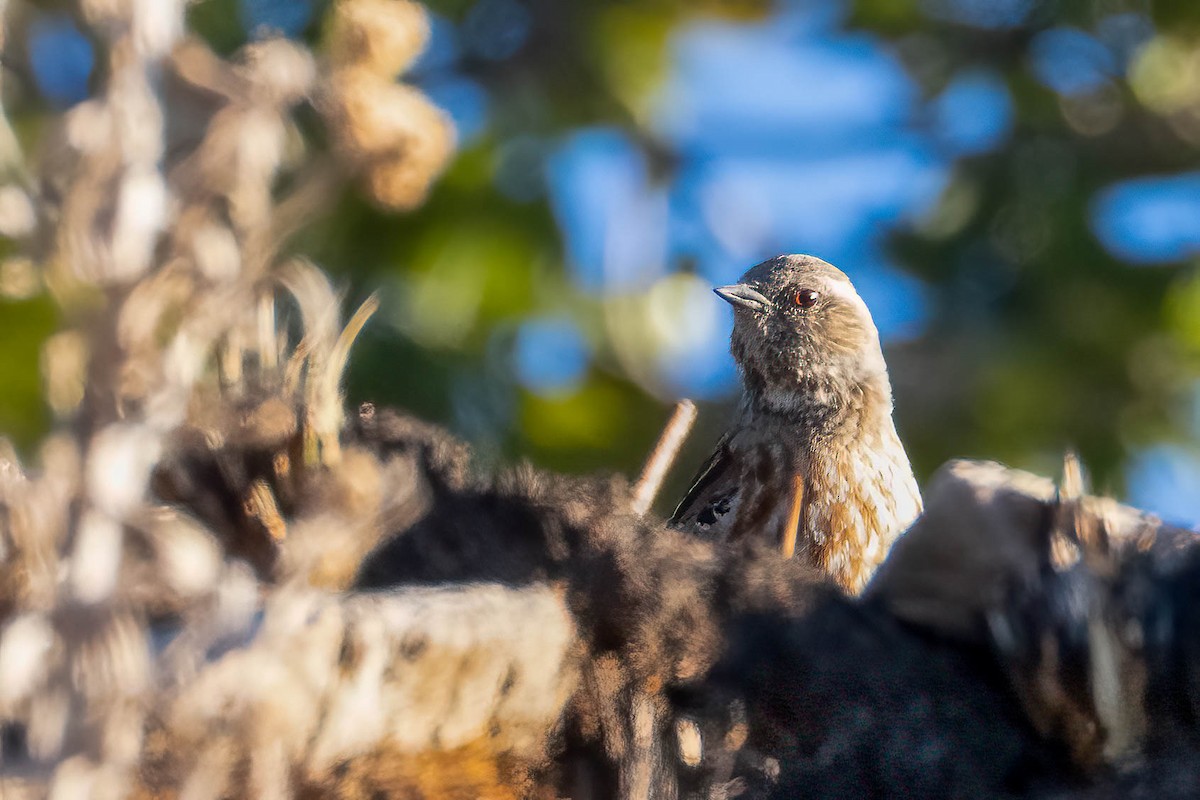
670, 254, 921, 593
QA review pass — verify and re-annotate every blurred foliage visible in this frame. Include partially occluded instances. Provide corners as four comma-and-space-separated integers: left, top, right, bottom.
3, 0, 1200, 513
0, 295, 54, 450
852, 0, 1200, 490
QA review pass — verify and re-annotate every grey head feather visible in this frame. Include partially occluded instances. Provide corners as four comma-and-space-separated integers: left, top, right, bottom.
720, 254, 892, 434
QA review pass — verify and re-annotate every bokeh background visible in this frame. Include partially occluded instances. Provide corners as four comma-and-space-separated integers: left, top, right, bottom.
3, 0, 1200, 523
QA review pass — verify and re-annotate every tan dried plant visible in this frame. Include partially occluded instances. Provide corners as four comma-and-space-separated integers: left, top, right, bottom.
0, 3, 540, 798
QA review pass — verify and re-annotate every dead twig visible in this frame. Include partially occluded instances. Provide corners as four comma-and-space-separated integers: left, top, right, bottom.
782, 474, 805, 559
631, 399, 696, 516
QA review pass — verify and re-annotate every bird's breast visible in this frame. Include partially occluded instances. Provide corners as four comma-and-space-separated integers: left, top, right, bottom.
801, 433, 922, 592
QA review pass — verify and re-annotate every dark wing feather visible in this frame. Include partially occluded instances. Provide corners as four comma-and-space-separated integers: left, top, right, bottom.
669, 435, 740, 537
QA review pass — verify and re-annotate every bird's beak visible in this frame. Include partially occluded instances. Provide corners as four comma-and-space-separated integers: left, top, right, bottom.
714, 283, 772, 313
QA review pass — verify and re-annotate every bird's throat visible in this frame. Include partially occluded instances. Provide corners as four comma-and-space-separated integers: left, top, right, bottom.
744, 366, 889, 441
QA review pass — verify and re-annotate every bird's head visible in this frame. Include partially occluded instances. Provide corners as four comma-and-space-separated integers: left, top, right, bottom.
716, 254, 888, 410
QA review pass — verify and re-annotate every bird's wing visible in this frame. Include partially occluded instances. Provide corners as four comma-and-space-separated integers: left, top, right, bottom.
669, 435, 740, 536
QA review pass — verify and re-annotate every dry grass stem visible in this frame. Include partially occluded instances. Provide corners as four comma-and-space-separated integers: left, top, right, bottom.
781, 473, 805, 560
631, 398, 696, 516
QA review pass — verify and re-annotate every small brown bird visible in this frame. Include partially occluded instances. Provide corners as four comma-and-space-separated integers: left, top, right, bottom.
670, 254, 921, 592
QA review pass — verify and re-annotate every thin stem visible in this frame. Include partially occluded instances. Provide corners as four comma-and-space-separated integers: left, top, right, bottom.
782, 474, 804, 560
631, 399, 697, 517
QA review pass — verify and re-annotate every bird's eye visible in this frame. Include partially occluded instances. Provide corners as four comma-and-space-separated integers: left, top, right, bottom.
794, 289, 819, 309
